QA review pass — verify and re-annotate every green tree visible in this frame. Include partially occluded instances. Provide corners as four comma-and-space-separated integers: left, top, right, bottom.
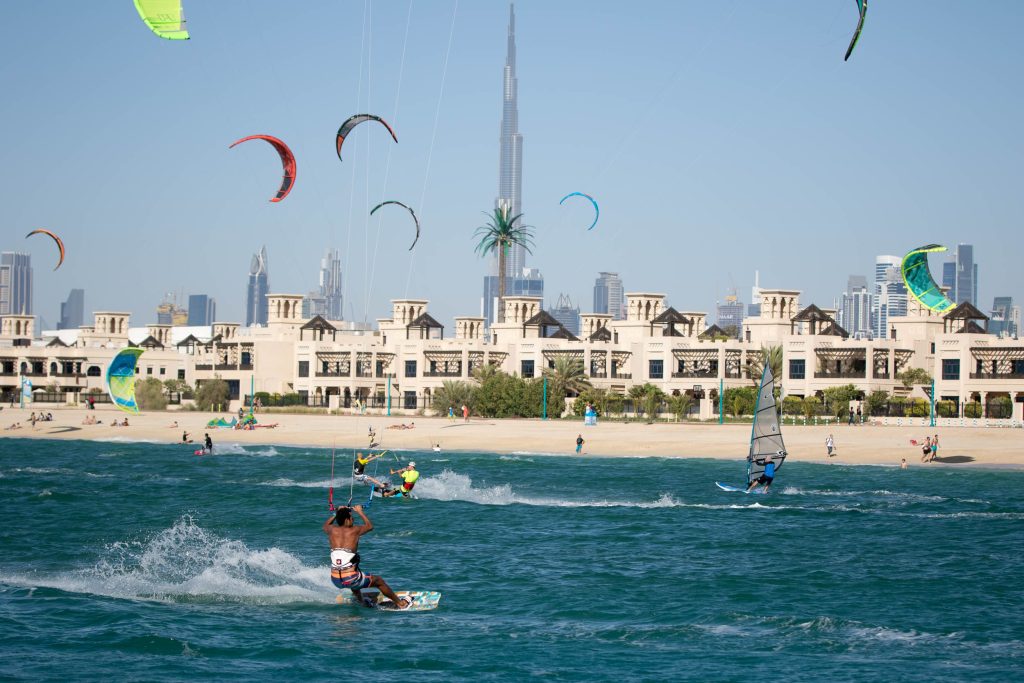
474, 370, 533, 418
627, 384, 649, 418
473, 206, 535, 323
642, 385, 667, 423
723, 386, 756, 418
668, 393, 694, 421
431, 380, 476, 415
802, 396, 820, 420
964, 402, 982, 418
864, 389, 889, 417
543, 356, 592, 415
781, 395, 803, 416
136, 377, 167, 410
823, 384, 862, 418
194, 376, 230, 411
471, 362, 500, 384
898, 367, 932, 389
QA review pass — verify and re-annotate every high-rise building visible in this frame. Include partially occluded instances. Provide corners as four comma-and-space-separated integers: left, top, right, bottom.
156, 294, 188, 325
481, 4, 543, 324
58, 288, 85, 329
946, 243, 977, 306
872, 255, 906, 339
187, 294, 216, 326
318, 248, 343, 320
497, 3, 524, 277
990, 296, 1020, 338
593, 272, 624, 320
245, 246, 270, 327
748, 270, 762, 317
550, 293, 581, 337
838, 275, 872, 338
715, 291, 745, 336
0, 252, 33, 315
482, 267, 544, 325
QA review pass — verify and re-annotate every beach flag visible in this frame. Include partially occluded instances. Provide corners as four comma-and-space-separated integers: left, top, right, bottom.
20, 376, 32, 407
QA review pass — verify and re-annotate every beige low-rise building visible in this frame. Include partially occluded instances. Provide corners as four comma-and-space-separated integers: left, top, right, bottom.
3, 287, 1022, 423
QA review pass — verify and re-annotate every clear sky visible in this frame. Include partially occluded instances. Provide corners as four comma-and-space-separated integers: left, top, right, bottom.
2, 1, 1021, 328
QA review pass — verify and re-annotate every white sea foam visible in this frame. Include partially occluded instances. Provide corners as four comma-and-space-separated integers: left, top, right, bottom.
0, 516, 330, 605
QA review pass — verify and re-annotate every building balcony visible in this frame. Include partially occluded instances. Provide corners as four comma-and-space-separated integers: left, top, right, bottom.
612, 373, 632, 380
239, 364, 253, 371
424, 371, 462, 378
814, 371, 867, 379
316, 371, 351, 378
589, 372, 607, 379
970, 372, 1024, 380
195, 364, 213, 371
671, 370, 719, 379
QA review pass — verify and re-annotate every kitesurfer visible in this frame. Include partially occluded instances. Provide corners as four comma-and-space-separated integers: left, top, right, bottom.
746, 456, 776, 493
324, 505, 409, 609
204, 432, 213, 454
390, 462, 420, 495
353, 451, 384, 478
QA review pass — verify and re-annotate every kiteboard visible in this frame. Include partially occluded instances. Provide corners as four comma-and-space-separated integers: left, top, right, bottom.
336, 590, 441, 611
194, 449, 211, 456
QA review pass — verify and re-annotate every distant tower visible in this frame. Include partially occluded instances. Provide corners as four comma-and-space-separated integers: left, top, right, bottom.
246, 246, 270, 326
593, 272, 624, 321
550, 293, 581, 336
319, 248, 344, 320
58, 288, 85, 330
0, 252, 33, 315
187, 294, 216, 326
497, 3, 524, 277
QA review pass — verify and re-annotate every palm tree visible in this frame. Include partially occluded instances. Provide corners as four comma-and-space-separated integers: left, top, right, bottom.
471, 362, 500, 384
543, 356, 592, 408
474, 205, 535, 323
748, 344, 783, 387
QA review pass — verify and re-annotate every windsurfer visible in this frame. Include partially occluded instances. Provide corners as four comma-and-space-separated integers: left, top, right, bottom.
746, 456, 776, 493
324, 505, 409, 609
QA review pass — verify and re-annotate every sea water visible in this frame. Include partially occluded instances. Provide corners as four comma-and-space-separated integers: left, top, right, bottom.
1, 438, 1022, 681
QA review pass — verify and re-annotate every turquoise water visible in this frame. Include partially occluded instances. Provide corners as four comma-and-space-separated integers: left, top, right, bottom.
1, 437, 1022, 681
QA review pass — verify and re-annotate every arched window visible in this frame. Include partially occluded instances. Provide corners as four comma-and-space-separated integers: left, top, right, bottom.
87, 365, 101, 377
50, 362, 58, 375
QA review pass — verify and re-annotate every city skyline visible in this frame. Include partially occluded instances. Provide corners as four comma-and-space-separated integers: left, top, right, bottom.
2, 2, 1021, 329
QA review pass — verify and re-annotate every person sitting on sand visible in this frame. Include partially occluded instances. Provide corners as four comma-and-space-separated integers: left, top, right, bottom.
5, 422, 21, 430
169, 421, 178, 428
182, 431, 192, 444
122, 418, 129, 427
324, 505, 409, 609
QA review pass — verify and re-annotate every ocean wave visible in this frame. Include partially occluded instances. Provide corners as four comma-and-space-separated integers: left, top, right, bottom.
778, 487, 946, 503
0, 515, 330, 606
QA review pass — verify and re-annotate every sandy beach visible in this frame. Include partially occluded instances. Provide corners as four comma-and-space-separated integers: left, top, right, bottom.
2, 405, 1021, 469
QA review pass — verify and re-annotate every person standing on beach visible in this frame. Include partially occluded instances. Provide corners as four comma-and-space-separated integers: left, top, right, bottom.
929, 434, 939, 462
920, 436, 932, 462
825, 434, 835, 457
856, 406, 862, 425
576, 434, 585, 454
462, 404, 469, 422
324, 505, 409, 609
368, 426, 378, 448
848, 407, 854, 425
448, 406, 455, 422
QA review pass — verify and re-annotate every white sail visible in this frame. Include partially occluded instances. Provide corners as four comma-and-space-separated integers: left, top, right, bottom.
747, 363, 787, 484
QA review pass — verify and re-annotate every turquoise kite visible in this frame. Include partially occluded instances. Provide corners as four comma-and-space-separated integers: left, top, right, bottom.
844, 0, 867, 61
901, 245, 955, 313
106, 348, 144, 414
559, 192, 599, 231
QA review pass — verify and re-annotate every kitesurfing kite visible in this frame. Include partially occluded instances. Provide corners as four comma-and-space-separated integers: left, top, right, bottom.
559, 192, 600, 231
370, 201, 420, 250
901, 245, 956, 313
229, 135, 297, 203
106, 348, 144, 414
25, 229, 65, 271
335, 115, 398, 162
133, 0, 190, 40
844, 0, 867, 61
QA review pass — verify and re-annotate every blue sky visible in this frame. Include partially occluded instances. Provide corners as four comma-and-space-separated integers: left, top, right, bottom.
2, 1, 1021, 328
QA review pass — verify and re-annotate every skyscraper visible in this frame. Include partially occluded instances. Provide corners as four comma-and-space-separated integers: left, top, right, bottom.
245, 246, 270, 327
715, 292, 745, 336
318, 248, 343, 320
990, 296, 1019, 338
58, 288, 85, 329
0, 252, 32, 315
550, 293, 581, 337
187, 294, 216, 326
481, 4, 542, 325
872, 255, 906, 338
838, 275, 872, 338
497, 3, 524, 277
947, 243, 977, 306
594, 272, 624, 320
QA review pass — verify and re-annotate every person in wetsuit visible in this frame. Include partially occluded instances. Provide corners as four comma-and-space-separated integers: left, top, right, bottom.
323, 505, 408, 609
352, 451, 385, 478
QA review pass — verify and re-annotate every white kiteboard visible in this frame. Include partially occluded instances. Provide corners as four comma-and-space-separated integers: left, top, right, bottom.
715, 481, 766, 494
336, 590, 441, 611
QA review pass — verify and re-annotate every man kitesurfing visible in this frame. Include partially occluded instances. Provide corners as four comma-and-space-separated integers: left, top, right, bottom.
324, 505, 410, 610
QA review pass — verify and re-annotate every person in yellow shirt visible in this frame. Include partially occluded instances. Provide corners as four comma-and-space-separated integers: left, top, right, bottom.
353, 451, 386, 479
390, 462, 420, 496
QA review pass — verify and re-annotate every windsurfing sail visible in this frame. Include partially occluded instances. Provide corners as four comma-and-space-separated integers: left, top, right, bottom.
106, 348, 144, 414
133, 0, 190, 40
747, 363, 787, 485
901, 244, 955, 313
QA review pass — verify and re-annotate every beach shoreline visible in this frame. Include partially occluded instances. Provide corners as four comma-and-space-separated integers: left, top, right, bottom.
2, 405, 1021, 470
